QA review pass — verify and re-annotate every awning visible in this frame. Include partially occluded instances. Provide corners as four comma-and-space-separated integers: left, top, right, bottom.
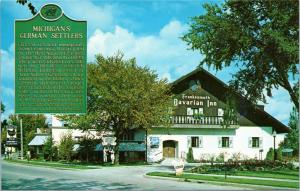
119, 142, 146, 152
95, 144, 103, 151
28, 135, 50, 146
94, 143, 146, 152
282, 148, 294, 153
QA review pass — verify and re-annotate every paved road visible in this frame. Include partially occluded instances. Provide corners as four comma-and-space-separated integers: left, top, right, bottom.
1, 160, 250, 190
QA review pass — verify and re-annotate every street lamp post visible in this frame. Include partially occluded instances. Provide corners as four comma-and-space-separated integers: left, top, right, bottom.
272, 130, 277, 162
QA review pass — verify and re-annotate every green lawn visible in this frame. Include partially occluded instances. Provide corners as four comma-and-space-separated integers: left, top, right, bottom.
5, 159, 149, 169
5, 159, 101, 170
195, 169, 299, 180
147, 172, 299, 189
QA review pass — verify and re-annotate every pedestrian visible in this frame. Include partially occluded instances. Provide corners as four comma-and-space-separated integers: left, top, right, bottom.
110, 149, 115, 165
27, 151, 31, 162
103, 148, 107, 163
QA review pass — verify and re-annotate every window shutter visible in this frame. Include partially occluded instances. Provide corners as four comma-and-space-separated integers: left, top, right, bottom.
229, 137, 233, 148
199, 108, 204, 115
248, 137, 252, 148
259, 137, 263, 148
218, 137, 222, 148
199, 136, 203, 148
187, 108, 193, 115
187, 136, 191, 148
218, 108, 224, 116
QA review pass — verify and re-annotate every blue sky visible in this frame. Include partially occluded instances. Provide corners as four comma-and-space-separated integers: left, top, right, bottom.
0, 0, 295, 125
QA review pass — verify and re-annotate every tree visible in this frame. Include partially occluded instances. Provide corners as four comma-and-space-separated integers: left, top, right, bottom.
61, 52, 172, 164
1, 119, 8, 154
187, 147, 194, 163
16, 0, 37, 15
8, 114, 47, 155
281, 107, 299, 155
182, 0, 299, 110
43, 136, 55, 161
58, 133, 74, 162
266, 147, 274, 161
1, 102, 5, 113
78, 135, 97, 163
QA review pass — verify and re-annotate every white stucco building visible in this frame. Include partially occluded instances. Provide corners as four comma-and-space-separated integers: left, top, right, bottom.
45, 68, 289, 163
146, 68, 288, 162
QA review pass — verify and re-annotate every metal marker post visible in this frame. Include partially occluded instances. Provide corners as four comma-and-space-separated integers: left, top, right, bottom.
224, 161, 227, 179
20, 119, 23, 160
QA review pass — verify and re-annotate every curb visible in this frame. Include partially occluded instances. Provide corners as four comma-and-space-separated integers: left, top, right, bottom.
143, 174, 298, 190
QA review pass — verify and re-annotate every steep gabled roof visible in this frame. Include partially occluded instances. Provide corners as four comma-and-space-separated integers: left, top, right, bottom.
170, 68, 290, 133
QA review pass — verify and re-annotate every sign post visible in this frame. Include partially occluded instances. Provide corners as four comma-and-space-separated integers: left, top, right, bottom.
20, 119, 23, 160
15, 4, 87, 114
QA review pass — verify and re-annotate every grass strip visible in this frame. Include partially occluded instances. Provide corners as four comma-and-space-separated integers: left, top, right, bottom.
147, 172, 299, 189
195, 170, 299, 180
5, 159, 100, 170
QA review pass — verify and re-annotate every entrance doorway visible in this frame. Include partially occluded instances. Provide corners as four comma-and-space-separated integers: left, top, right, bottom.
163, 140, 176, 158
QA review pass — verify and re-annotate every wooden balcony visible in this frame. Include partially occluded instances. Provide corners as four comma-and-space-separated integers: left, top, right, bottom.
170, 115, 238, 125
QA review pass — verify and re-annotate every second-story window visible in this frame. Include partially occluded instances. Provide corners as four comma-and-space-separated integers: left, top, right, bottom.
222, 137, 229, 148
191, 137, 199, 147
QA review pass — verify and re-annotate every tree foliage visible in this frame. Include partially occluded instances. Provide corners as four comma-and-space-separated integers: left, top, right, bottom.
1, 102, 5, 113
60, 52, 172, 164
187, 147, 194, 163
182, 0, 299, 110
16, 0, 37, 15
281, 107, 299, 155
78, 135, 98, 162
58, 133, 74, 162
8, 114, 47, 155
43, 136, 56, 161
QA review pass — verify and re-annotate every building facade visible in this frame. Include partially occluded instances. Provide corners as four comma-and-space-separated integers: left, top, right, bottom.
47, 68, 289, 163
146, 68, 288, 162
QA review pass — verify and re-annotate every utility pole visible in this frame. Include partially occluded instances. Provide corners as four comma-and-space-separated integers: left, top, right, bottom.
20, 119, 23, 160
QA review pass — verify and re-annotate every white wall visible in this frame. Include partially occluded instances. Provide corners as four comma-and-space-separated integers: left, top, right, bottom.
147, 126, 285, 162
50, 116, 103, 145
51, 127, 102, 145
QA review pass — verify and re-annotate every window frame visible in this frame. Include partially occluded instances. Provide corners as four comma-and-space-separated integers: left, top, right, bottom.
191, 136, 199, 148
221, 137, 230, 148
252, 137, 260, 148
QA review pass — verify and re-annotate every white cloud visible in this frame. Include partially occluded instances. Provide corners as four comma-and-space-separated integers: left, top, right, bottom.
264, 87, 293, 125
87, 20, 202, 81
1, 45, 14, 81
160, 20, 188, 38
59, 1, 116, 34
4, 0, 117, 35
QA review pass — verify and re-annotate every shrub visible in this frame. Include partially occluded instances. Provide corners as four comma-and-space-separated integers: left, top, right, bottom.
187, 147, 194, 163
266, 148, 274, 161
276, 147, 283, 161
58, 133, 74, 162
189, 160, 295, 174
43, 136, 55, 161
215, 153, 224, 163
231, 152, 242, 162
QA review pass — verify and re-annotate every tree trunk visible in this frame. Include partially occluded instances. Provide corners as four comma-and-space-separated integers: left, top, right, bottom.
282, 77, 299, 111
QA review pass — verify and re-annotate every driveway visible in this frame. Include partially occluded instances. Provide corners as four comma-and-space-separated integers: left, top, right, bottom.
1, 160, 250, 190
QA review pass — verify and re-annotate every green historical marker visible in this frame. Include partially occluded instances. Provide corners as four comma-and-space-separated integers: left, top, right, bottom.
15, 4, 87, 114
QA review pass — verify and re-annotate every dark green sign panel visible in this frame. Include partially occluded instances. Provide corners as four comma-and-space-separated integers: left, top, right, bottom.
15, 4, 87, 114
